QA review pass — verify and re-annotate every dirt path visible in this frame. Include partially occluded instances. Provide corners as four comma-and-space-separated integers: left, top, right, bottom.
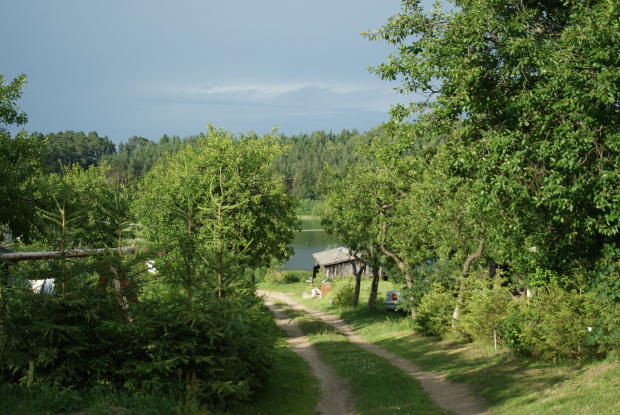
264, 299, 356, 415
260, 290, 491, 415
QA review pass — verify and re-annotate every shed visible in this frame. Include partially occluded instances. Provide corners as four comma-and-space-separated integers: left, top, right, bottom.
312, 247, 371, 280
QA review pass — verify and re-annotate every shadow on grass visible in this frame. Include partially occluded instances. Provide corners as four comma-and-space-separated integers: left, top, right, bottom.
314, 302, 573, 409
338, 305, 407, 330
299, 319, 446, 415
369, 330, 572, 408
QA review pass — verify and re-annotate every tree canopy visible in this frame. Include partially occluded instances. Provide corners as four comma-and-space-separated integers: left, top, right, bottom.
365, 0, 620, 277
134, 126, 300, 269
0, 74, 43, 242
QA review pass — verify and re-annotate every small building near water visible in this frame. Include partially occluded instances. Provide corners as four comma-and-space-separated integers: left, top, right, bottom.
312, 247, 372, 280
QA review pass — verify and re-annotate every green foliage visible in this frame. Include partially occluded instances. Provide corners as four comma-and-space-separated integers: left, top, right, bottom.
127, 164, 278, 405
129, 293, 277, 405
281, 270, 311, 284
415, 283, 456, 338
458, 277, 511, 345
366, 0, 620, 276
1, 284, 140, 387
519, 283, 601, 363
1, 150, 282, 409
264, 270, 310, 284
330, 278, 355, 308
32, 130, 116, 175
262, 269, 312, 284
0, 74, 44, 243
36, 163, 135, 250
296, 198, 322, 217
500, 300, 533, 357
134, 125, 299, 270
586, 243, 620, 354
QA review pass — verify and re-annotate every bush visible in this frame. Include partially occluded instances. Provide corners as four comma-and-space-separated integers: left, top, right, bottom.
296, 198, 322, 217
519, 282, 600, 364
330, 278, 355, 308
586, 298, 620, 357
264, 270, 311, 284
416, 283, 456, 338
281, 270, 311, 283
458, 276, 511, 345
500, 299, 533, 357
128, 293, 277, 405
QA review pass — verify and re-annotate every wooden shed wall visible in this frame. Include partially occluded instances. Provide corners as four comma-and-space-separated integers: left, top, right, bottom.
321, 260, 372, 279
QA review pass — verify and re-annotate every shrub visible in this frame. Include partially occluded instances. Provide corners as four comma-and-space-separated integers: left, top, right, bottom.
263, 269, 310, 284
330, 278, 355, 308
519, 282, 600, 364
128, 293, 277, 405
586, 298, 620, 357
281, 270, 311, 283
458, 276, 511, 345
416, 283, 456, 338
500, 299, 533, 357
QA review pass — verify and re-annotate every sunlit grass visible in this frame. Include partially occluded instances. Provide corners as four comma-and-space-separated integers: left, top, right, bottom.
280, 307, 446, 415
264, 279, 620, 415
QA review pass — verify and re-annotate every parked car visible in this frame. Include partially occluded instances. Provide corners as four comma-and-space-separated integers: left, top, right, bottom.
384, 289, 400, 311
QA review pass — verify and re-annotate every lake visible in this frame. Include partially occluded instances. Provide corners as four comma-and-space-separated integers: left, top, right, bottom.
282, 218, 339, 271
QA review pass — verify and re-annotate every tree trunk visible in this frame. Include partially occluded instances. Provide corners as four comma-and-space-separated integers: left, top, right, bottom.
367, 267, 381, 309
380, 243, 416, 319
350, 255, 366, 306
0, 247, 136, 262
452, 239, 485, 325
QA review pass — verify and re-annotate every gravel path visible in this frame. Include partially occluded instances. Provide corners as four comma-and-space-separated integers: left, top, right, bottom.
260, 290, 491, 415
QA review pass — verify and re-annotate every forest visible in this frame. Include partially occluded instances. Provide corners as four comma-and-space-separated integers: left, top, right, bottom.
2, 0, 620, 413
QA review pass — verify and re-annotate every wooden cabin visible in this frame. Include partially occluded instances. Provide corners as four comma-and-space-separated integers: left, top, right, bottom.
311, 247, 372, 280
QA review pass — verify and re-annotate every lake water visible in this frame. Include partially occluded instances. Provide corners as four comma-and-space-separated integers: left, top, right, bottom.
282, 218, 339, 271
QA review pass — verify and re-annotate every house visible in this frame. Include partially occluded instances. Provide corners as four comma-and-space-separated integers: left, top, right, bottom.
311, 247, 372, 280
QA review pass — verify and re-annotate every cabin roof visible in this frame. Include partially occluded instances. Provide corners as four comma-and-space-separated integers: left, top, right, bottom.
312, 247, 353, 267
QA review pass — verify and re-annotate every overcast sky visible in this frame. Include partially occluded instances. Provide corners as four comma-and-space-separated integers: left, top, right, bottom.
2, 1, 432, 144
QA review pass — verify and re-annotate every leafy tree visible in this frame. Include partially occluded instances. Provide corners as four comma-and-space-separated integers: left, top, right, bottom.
365, 0, 620, 278
320, 137, 430, 311
0, 74, 43, 243
321, 162, 379, 307
134, 125, 299, 269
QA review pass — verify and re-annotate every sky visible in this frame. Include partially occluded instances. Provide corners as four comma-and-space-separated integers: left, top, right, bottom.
1, 1, 431, 145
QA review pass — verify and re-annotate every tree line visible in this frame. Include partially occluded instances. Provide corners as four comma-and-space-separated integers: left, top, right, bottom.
27, 127, 386, 212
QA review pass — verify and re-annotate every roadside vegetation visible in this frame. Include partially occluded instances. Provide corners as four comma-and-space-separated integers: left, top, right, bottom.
2, 0, 620, 413
262, 279, 620, 414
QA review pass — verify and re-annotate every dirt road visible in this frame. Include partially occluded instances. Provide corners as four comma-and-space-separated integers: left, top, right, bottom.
260, 290, 490, 415
264, 299, 356, 415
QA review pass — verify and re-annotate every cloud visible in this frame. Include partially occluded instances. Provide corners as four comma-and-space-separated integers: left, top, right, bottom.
141, 81, 403, 113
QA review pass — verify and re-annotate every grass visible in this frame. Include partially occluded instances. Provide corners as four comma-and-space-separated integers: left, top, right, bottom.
260, 278, 620, 415
276, 303, 448, 415
238, 331, 320, 415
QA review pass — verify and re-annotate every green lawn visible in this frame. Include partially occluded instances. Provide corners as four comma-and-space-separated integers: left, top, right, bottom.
259, 279, 620, 415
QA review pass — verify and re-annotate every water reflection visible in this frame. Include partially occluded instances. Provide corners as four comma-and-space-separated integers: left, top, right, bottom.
282, 218, 339, 271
